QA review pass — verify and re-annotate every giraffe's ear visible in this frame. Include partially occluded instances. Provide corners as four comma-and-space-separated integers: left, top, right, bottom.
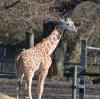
67, 17, 69, 20
60, 18, 64, 23
67, 17, 72, 21
66, 13, 72, 20
67, 15, 72, 19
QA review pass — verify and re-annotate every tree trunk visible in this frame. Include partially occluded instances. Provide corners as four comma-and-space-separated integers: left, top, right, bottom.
55, 40, 67, 79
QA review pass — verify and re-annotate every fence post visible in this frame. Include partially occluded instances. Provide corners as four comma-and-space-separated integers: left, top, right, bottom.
72, 66, 77, 99
79, 38, 87, 99
25, 27, 34, 49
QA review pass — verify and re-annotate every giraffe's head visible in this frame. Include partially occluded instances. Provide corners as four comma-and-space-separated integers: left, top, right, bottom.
60, 17, 77, 32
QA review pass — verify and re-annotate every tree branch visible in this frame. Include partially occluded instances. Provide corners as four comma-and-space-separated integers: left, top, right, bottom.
4, 0, 21, 9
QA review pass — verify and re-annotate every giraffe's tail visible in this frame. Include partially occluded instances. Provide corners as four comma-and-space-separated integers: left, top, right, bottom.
16, 74, 24, 98
16, 54, 21, 61
17, 74, 24, 89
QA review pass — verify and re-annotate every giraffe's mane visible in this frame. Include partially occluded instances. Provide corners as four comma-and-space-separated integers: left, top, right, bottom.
41, 29, 58, 43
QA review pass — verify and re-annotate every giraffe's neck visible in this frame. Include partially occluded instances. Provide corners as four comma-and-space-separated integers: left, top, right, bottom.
41, 25, 64, 55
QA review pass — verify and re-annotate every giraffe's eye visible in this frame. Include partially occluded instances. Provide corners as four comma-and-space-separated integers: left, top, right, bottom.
67, 23, 70, 25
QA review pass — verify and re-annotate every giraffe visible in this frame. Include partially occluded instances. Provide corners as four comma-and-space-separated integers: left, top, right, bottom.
16, 17, 77, 99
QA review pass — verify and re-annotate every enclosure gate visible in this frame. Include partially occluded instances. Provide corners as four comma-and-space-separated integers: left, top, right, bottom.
67, 38, 100, 99
79, 38, 100, 99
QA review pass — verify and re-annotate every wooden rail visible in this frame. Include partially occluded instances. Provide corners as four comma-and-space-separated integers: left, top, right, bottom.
64, 62, 100, 76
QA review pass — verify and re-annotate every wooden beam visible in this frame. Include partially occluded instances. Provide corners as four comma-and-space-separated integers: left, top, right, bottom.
67, 66, 100, 76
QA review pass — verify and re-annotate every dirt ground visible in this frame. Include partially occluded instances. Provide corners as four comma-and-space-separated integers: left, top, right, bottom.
0, 79, 100, 99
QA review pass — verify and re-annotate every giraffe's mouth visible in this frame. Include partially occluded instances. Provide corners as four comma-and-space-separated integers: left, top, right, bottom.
65, 28, 77, 33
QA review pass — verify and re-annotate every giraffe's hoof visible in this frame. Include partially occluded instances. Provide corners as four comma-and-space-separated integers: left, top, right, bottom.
24, 96, 29, 99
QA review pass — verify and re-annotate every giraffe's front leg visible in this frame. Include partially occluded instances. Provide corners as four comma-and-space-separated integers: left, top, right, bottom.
37, 69, 48, 99
37, 58, 52, 99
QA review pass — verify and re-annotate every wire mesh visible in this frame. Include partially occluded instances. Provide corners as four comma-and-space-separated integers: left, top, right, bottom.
87, 47, 100, 70
87, 47, 100, 64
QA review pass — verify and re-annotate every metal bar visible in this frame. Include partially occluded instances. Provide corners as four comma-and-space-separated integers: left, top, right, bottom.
79, 39, 87, 99
4, 48, 6, 57
94, 52, 97, 63
72, 66, 77, 99
0, 60, 4, 74
87, 46, 100, 51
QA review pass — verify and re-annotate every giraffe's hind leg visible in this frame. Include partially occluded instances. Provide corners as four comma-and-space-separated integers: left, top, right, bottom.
16, 73, 24, 99
24, 73, 34, 99
16, 65, 24, 99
